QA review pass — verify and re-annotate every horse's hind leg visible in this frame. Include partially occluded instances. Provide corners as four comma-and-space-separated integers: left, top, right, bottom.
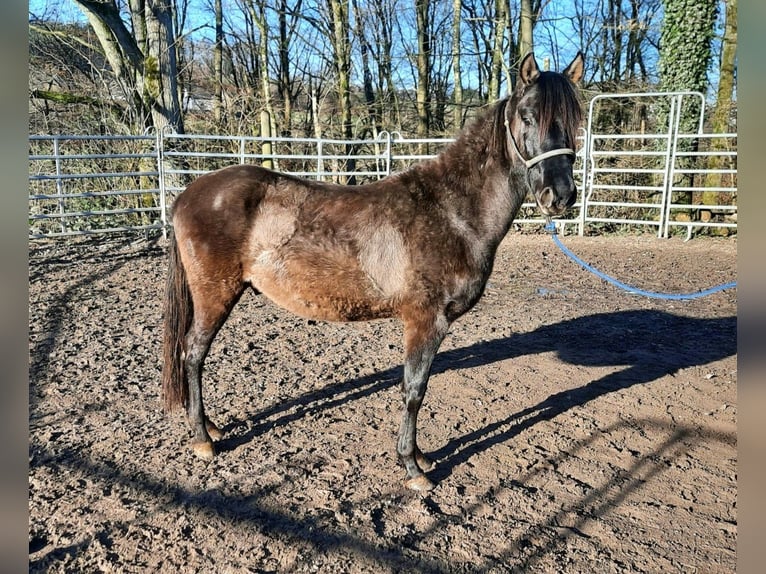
185, 284, 243, 460
397, 310, 450, 491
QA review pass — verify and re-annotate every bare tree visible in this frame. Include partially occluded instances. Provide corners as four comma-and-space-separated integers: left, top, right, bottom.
240, 0, 275, 137
414, 0, 431, 140
352, 0, 381, 137
213, 0, 224, 123
365, 0, 401, 129
327, 0, 353, 141
451, 0, 464, 128
72, 0, 184, 133
487, 0, 510, 101
276, 0, 303, 136
518, 0, 536, 58
29, 18, 125, 133
462, 0, 516, 101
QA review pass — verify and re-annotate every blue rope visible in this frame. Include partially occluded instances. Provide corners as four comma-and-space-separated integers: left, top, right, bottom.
544, 222, 737, 300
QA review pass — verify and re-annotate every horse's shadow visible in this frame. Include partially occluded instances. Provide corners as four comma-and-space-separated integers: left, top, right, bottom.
218, 309, 736, 484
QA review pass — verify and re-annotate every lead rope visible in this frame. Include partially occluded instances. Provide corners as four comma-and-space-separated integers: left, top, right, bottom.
543, 221, 737, 300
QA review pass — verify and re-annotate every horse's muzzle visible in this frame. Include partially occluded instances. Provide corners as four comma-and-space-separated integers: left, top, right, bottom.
537, 186, 577, 216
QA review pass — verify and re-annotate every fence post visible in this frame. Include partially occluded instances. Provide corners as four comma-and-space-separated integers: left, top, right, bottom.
386, 132, 394, 176
53, 137, 67, 235
659, 96, 680, 238
578, 124, 591, 236
373, 131, 386, 179
261, 110, 273, 170
317, 139, 324, 181
157, 128, 169, 240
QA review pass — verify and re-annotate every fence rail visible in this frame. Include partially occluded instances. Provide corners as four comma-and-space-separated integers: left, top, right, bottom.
29, 93, 736, 240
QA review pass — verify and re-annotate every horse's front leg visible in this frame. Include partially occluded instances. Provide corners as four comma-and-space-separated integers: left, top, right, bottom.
397, 311, 449, 491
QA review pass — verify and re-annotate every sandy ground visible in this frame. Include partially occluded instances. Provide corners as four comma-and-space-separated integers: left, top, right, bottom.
29, 230, 736, 573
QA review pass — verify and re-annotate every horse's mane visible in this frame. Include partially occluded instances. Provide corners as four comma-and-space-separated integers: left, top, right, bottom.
442, 98, 513, 170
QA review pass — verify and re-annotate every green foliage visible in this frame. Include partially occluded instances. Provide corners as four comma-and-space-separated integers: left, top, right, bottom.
144, 55, 161, 101
659, 0, 718, 127
657, 0, 718, 155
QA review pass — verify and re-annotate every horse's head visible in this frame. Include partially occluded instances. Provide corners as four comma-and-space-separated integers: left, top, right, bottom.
505, 52, 584, 218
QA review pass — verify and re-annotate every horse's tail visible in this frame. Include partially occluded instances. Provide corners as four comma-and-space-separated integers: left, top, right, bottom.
162, 229, 192, 412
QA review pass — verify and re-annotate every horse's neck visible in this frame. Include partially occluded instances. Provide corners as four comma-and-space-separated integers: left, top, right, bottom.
479, 166, 528, 251
425, 149, 528, 251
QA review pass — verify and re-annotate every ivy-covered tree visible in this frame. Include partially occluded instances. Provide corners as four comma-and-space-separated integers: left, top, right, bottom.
658, 0, 718, 223
702, 0, 736, 226
658, 0, 718, 132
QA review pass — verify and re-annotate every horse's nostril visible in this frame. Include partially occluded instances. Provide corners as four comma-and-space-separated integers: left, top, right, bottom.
539, 187, 554, 209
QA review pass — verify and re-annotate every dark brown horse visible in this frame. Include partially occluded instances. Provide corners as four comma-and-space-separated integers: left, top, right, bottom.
162, 52, 584, 491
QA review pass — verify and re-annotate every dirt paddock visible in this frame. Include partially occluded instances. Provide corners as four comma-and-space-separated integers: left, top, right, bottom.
29, 231, 737, 573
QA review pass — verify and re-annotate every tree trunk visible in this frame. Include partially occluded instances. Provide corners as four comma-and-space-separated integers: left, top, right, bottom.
73, 0, 183, 134
519, 0, 534, 58
277, 0, 297, 137
213, 0, 224, 124
369, 0, 399, 129
659, 0, 718, 222
144, 0, 184, 133
702, 0, 737, 220
488, 0, 508, 101
451, 0, 464, 129
352, 0, 380, 138
327, 0, 354, 180
246, 0, 275, 139
415, 0, 431, 147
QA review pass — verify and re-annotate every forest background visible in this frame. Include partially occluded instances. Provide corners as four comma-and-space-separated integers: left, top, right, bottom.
28, 0, 737, 142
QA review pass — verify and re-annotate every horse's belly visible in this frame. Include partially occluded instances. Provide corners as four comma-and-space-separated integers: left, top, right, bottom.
247, 252, 397, 322
256, 282, 397, 322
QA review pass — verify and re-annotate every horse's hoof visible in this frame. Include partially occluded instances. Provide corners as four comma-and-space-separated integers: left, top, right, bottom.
191, 441, 215, 461
205, 419, 224, 441
416, 451, 435, 472
405, 475, 435, 492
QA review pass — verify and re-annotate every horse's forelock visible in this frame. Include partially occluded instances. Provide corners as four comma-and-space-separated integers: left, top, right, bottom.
536, 73, 582, 149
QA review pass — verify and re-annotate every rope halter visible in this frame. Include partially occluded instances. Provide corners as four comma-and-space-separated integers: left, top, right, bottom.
504, 117, 576, 169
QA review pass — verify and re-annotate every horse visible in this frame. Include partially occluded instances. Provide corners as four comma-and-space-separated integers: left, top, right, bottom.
162, 52, 584, 491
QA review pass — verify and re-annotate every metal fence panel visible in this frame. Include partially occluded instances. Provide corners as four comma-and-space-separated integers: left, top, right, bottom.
29, 94, 737, 240
29, 134, 161, 238
582, 92, 737, 239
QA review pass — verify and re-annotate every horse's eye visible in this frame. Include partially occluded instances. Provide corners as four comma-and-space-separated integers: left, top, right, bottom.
521, 116, 534, 127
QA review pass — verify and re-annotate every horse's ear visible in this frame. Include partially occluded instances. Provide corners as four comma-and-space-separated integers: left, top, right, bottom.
519, 53, 540, 86
563, 52, 584, 84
